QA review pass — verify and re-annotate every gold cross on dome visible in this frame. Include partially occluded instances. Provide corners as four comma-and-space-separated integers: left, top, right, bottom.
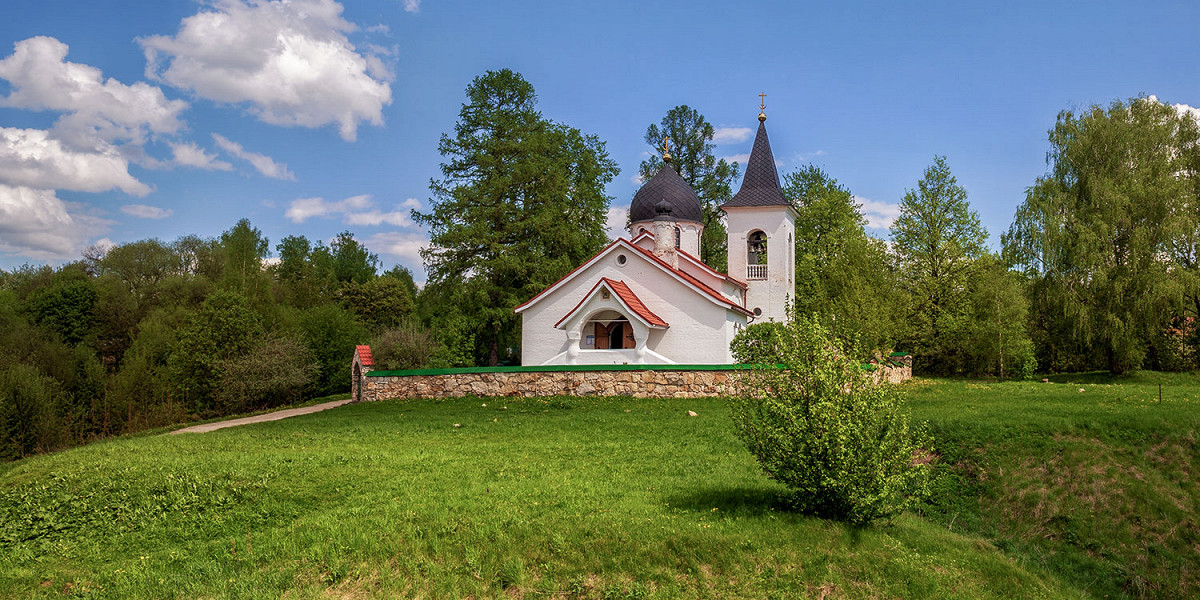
759, 92, 767, 111
662, 135, 671, 161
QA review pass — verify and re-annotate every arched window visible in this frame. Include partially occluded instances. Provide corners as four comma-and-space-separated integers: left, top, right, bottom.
748, 230, 767, 264
674, 226, 681, 249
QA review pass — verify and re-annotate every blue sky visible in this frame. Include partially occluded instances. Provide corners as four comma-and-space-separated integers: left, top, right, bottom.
1, 0, 1197, 282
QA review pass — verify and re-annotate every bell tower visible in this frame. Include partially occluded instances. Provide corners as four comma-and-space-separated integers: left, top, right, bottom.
720, 101, 796, 322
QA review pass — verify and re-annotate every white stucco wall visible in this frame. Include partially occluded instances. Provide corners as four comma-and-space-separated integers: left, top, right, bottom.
518, 243, 747, 366
629, 219, 703, 258
725, 206, 796, 323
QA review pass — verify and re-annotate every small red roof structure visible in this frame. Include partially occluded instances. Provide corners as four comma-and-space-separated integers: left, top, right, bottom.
554, 278, 669, 329
355, 345, 374, 367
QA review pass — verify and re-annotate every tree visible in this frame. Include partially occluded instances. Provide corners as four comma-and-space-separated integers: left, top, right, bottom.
892, 156, 988, 373
782, 166, 904, 357
729, 317, 930, 525
338, 276, 414, 330
414, 69, 618, 365
219, 219, 270, 299
958, 254, 1037, 379
169, 290, 264, 413
1004, 97, 1196, 373
639, 106, 739, 271
311, 231, 379, 285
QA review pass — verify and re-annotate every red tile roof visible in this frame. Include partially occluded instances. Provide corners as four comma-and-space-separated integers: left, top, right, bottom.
553, 278, 669, 329
356, 345, 374, 367
603, 278, 668, 327
514, 237, 751, 317
624, 243, 754, 317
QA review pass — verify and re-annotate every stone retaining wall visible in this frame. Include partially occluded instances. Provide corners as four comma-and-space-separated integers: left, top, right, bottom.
359, 363, 911, 402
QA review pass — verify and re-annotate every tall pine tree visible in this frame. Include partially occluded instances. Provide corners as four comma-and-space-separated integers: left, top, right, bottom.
414, 69, 618, 365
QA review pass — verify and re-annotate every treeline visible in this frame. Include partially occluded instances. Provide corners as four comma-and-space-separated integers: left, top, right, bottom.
0, 221, 472, 460
643, 97, 1198, 378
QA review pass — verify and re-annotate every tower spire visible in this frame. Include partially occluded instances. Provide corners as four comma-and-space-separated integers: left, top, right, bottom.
721, 107, 789, 209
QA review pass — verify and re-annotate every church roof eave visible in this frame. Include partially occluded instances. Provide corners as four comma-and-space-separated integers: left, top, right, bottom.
554, 278, 669, 330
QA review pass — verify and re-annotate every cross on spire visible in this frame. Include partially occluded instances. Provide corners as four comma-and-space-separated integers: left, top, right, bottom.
758, 92, 767, 122
662, 135, 672, 162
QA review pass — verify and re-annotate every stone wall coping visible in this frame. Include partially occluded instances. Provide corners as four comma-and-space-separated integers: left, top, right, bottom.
365, 363, 767, 377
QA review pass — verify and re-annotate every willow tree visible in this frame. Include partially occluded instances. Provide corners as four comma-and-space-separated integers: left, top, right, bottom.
1003, 97, 1198, 373
414, 69, 618, 365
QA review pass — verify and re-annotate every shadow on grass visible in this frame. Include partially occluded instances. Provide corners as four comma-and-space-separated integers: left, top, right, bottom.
666, 485, 795, 518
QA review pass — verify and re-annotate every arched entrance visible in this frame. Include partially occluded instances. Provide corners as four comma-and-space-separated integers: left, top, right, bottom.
581, 310, 636, 349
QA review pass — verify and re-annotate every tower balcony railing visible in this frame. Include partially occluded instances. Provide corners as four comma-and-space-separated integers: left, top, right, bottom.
747, 264, 768, 280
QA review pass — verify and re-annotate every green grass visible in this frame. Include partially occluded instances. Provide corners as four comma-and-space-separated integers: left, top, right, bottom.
1, 374, 1196, 599
910, 372, 1199, 599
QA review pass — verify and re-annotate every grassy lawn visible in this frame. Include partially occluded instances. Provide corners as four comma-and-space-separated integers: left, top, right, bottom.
1, 374, 1196, 599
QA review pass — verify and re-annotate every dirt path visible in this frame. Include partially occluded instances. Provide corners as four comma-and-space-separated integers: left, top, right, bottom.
170, 399, 353, 434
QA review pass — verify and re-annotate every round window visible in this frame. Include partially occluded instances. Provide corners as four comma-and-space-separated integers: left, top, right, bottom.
753, 307, 762, 316
617, 254, 627, 266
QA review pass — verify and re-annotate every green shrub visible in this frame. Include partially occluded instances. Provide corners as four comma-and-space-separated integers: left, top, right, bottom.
0, 365, 66, 460
729, 316, 930, 524
214, 334, 318, 413
371, 321, 441, 371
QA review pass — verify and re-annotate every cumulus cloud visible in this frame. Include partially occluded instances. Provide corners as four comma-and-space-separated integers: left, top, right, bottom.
1173, 102, 1200, 122
720, 153, 751, 166
0, 127, 150, 196
0, 36, 188, 146
141, 0, 392, 141
364, 231, 427, 265
606, 206, 628, 240
284, 194, 371, 222
170, 141, 233, 170
212, 133, 294, 180
0, 184, 113, 259
121, 204, 174, 219
855, 196, 902, 229
285, 194, 420, 227
712, 126, 752, 144
403, 0, 421, 13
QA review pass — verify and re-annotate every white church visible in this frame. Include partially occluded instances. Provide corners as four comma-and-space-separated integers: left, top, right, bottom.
514, 109, 796, 365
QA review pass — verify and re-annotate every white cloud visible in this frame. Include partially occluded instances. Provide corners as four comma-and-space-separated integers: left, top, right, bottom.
712, 126, 752, 144
0, 185, 113, 259
365, 231, 427, 264
606, 206, 628, 240
721, 153, 751, 166
403, 0, 421, 13
284, 193, 372, 222
0, 127, 150, 196
121, 204, 174, 219
212, 133, 294, 180
1173, 102, 1200, 123
170, 141, 233, 170
345, 207, 414, 227
630, 173, 644, 185
141, 0, 392, 141
855, 196, 901, 229
0, 36, 187, 146
286, 194, 420, 227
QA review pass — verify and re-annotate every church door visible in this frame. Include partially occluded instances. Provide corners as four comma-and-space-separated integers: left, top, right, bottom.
608, 322, 624, 349
623, 326, 636, 349
594, 323, 610, 349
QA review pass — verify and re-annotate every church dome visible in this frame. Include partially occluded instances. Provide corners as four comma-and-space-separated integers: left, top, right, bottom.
629, 165, 703, 224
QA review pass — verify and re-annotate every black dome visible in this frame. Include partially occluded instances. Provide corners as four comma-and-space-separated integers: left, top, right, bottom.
629, 165, 703, 224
